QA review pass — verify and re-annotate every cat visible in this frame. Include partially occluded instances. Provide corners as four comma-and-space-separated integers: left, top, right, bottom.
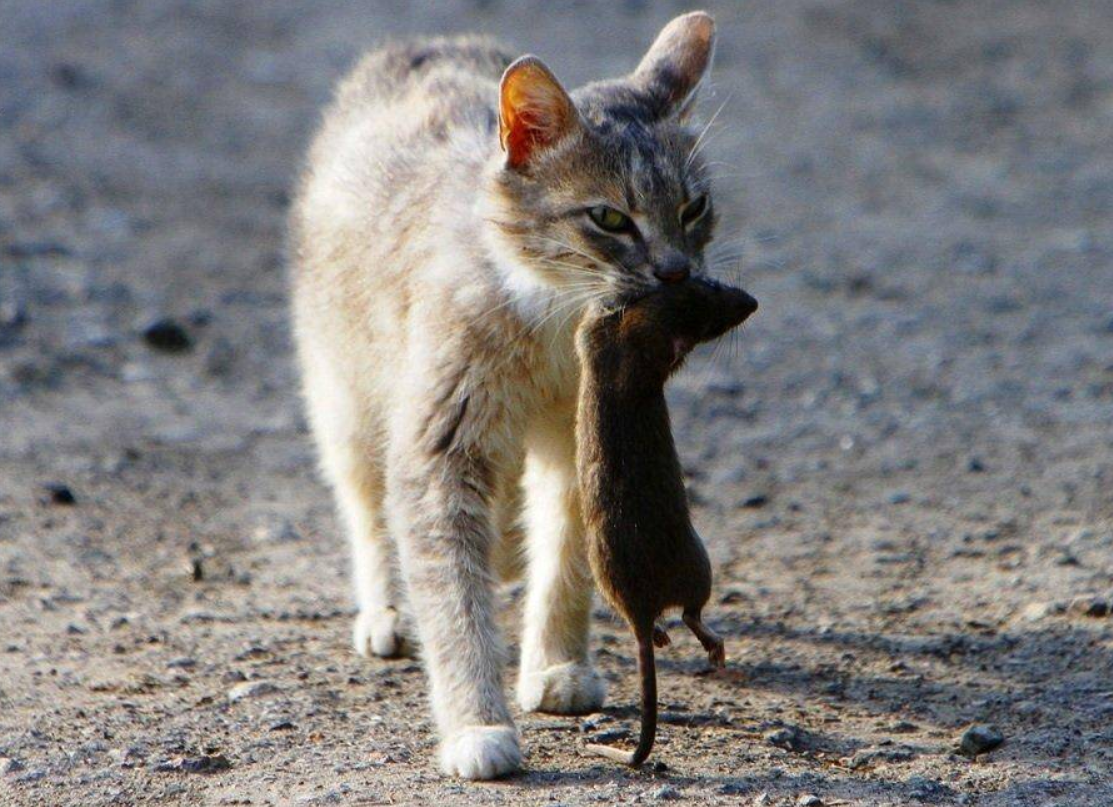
290, 11, 719, 779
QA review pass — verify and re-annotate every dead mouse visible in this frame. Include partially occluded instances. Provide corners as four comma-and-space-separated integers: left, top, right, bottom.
574, 276, 758, 766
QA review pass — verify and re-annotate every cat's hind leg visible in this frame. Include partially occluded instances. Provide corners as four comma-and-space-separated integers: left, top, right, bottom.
303, 360, 408, 658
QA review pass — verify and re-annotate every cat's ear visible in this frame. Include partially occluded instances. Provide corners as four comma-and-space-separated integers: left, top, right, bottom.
499, 56, 579, 169
633, 11, 716, 120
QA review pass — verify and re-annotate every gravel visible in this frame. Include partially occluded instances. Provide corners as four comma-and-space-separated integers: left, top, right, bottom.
1, 2, 1112, 806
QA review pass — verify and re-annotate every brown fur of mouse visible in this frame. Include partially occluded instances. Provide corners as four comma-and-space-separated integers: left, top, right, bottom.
574, 277, 757, 765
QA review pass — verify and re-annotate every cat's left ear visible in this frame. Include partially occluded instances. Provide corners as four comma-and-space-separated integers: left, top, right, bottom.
634, 11, 716, 120
499, 56, 580, 170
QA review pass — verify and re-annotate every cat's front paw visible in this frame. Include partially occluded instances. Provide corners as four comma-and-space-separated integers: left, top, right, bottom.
439, 725, 522, 780
517, 661, 606, 715
352, 607, 412, 658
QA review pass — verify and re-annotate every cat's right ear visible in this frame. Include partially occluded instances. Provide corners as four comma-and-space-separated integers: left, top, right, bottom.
499, 56, 579, 170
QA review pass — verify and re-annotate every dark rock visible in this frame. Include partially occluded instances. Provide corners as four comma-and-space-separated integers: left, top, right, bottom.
967, 457, 986, 473
958, 724, 1004, 756
1, 756, 25, 774
797, 796, 823, 807
268, 720, 296, 731
741, 494, 769, 509
766, 726, 804, 752
43, 483, 76, 505
52, 63, 91, 89
1068, 595, 1109, 617
888, 491, 911, 505
142, 318, 193, 353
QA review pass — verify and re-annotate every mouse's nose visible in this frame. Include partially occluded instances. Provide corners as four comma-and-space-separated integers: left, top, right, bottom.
653, 254, 691, 284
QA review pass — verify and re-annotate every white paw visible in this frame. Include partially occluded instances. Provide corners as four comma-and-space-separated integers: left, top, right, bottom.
351, 607, 411, 658
438, 725, 522, 780
517, 661, 606, 715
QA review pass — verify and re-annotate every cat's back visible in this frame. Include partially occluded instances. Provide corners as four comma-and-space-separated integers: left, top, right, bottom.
291, 36, 512, 280
329, 36, 512, 138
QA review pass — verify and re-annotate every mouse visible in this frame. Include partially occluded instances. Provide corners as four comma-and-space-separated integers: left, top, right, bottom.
574, 276, 758, 766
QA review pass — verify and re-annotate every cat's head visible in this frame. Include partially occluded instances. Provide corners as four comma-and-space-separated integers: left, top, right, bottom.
484, 12, 721, 308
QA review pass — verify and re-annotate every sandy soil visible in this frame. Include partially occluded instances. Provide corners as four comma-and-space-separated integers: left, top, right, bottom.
2, 2, 1112, 805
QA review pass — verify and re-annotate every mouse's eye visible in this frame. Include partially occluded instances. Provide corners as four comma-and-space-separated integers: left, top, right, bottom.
680, 194, 709, 228
587, 205, 632, 233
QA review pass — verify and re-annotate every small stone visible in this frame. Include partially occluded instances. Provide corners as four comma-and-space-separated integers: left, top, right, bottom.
142, 318, 193, 353
797, 796, 823, 807
228, 680, 279, 701
1022, 601, 1065, 621
967, 457, 986, 473
252, 519, 301, 544
108, 747, 145, 768
888, 491, 911, 505
1068, 595, 1109, 617
1, 757, 25, 774
43, 483, 76, 505
155, 754, 231, 774
741, 494, 769, 509
269, 720, 296, 731
766, 726, 804, 752
958, 724, 1004, 757
649, 784, 681, 801
166, 657, 196, 669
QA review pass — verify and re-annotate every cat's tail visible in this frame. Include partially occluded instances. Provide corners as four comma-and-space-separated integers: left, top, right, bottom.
586, 626, 656, 766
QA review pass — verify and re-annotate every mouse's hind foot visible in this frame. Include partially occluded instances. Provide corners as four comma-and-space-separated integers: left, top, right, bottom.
652, 624, 671, 648
682, 609, 725, 668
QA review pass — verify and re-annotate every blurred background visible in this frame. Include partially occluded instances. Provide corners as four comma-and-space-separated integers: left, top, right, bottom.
1, 2, 1111, 805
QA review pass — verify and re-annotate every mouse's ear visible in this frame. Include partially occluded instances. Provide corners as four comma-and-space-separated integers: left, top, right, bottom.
499, 56, 581, 170
632, 11, 716, 121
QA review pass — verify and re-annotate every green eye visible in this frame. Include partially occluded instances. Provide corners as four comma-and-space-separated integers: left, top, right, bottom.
681, 195, 709, 227
587, 205, 632, 233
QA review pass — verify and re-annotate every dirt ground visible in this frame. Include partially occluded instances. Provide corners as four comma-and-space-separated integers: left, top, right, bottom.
2, 2, 1112, 805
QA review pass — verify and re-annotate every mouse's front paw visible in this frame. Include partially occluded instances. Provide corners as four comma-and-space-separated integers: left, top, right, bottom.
517, 661, 606, 715
439, 725, 522, 780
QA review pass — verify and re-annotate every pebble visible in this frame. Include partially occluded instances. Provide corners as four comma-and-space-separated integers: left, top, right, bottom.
166, 657, 196, 669
649, 784, 681, 801
958, 724, 1004, 756
797, 796, 823, 807
1, 756, 25, 774
741, 494, 769, 509
1068, 594, 1109, 617
766, 726, 804, 752
142, 318, 193, 353
108, 747, 145, 767
888, 491, 911, 505
252, 519, 302, 544
42, 483, 76, 505
154, 754, 232, 774
1022, 601, 1065, 621
228, 680, 279, 702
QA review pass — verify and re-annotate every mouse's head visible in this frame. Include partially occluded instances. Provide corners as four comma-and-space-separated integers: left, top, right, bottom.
578, 277, 757, 390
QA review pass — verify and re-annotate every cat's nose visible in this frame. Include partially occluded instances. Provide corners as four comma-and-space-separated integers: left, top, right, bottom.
653, 254, 691, 284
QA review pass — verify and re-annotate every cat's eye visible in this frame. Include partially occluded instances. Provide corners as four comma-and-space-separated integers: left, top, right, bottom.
680, 195, 709, 227
587, 205, 632, 233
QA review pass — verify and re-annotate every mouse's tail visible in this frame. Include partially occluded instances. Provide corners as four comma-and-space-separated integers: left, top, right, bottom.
586, 629, 657, 766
